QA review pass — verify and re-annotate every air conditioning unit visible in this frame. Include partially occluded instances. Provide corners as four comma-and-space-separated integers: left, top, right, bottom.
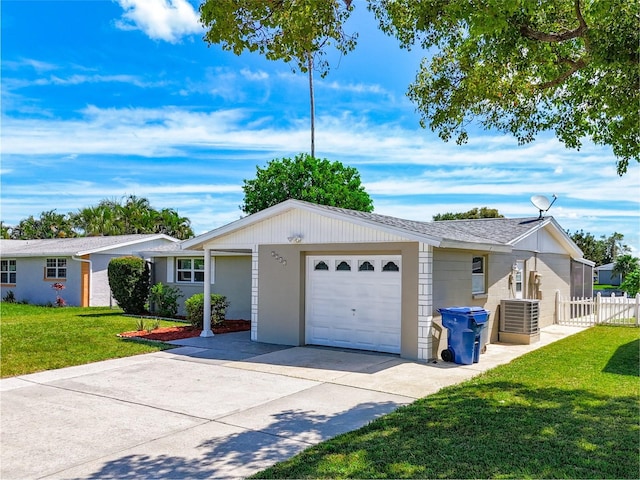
499, 299, 540, 344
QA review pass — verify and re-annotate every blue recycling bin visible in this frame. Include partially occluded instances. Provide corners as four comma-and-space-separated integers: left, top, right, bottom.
438, 307, 489, 365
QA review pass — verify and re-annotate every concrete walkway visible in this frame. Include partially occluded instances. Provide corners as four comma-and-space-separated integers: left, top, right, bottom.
0, 325, 583, 479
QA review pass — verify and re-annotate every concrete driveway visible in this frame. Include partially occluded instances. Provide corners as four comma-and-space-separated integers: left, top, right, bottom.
0, 326, 582, 479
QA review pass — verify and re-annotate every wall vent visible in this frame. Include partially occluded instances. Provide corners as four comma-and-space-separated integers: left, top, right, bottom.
500, 299, 540, 334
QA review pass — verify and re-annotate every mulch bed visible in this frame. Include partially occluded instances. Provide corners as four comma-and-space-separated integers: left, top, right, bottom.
119, 320, 250, 342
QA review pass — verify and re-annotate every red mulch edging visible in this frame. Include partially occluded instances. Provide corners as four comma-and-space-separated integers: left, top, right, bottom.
119, 320, 250, 342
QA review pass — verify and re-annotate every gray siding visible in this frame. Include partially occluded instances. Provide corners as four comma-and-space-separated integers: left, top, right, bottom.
90, 254, 128, 307
153, 256, 251, 320
1, 257, 82, 306
433, 248, 571, 343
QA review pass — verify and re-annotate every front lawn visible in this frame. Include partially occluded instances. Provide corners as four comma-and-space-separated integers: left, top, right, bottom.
0, 303, 182, 378
256, 326, 640, 479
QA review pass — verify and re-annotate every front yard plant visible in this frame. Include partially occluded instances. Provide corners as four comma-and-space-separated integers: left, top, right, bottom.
107, 256, 150, 314
255, 326, 640, 479
185, 293, 229, 328
148, 282, 183, 318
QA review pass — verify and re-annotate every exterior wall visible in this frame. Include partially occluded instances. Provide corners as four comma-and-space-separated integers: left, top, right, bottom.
255, 242, 421, 360
432, 248, 571, 350
204, 208, 408, 250
152, 256, 251, 319
0, 256, 82, 306
89, 254, 124, 307
597, 269, 621, 286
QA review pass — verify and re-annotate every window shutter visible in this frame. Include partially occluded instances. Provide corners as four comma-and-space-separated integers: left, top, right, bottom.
167, 257, 174, 283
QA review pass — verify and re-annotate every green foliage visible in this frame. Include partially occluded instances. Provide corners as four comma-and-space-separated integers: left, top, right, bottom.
2, 290, 16, 303
568, 230, 630, 266
242, 154, 373, 214
369, 0, 639, 174
107, 257, 150, 315
135, 317, 146, 332
200, 0, 357, 78
185, 293, 229, 329
433, 207, 504, 221
3, 195, 194, 240
200, 0, 639, 173
8, 209, 76, 239
620, 268, 640, 296
0, 304, 179, 377
148, 282, 183, 318
255, 326, 640, 479
612, 254, 640, 281
72, 195, 194, 239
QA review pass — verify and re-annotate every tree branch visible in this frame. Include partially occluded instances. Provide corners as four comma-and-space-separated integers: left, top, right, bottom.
520, 0, 588, 43
536, 57, 587, 90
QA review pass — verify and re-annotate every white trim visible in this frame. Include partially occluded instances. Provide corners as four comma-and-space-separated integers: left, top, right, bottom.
166, 256, 174, 283
200, 248, 214, 337
75, 234, 180, 256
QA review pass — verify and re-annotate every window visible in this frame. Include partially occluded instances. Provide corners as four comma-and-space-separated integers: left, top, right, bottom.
177, 258, 205, 283
314, 260, 329, 271
1, 259, 16, 284
45, 258, 67, 279
472, 256, 485, 294
515, 261, 524, 299
336, 260, 351, 271
382, 261, 399, 272
358, 260, 374, 272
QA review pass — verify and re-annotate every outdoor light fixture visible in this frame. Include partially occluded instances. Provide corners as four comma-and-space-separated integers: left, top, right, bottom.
287, 235, 303, 243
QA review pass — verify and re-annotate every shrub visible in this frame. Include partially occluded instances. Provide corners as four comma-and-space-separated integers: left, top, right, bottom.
620, 268, 640, 296
185, 293, 229, 329
2, 290, 16, 303
148, 282, 182, 318
107, 256, 150, 314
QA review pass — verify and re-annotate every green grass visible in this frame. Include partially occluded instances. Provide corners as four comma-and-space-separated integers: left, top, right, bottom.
0, 303, 183, 378
255, 326, 640, 479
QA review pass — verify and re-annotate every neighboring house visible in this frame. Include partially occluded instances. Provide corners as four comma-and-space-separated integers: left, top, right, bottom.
0, 234, 179, 306
594, 263, 621, 286
170, 199, 592, 362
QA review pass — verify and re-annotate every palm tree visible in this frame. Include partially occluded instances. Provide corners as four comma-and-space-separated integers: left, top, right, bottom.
612, 255, 640, 283
154, 208, 194, 240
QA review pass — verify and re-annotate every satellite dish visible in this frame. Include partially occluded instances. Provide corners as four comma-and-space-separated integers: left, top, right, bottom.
531, 194, 558, 219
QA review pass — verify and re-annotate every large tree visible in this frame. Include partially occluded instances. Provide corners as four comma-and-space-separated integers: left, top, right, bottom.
433, 207, 504, 221
241, 153, 373, 214
568, 230, 630, 265
201, 0, 638, 173
72, 195, 194, 239
200, 0, 357, 156
5, 196, 194, 240
371, 0, 639, 174
9, 210, 76, 239
612, 254, 639, 283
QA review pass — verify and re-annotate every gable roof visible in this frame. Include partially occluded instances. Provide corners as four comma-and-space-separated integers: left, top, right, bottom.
0, 234, 179, 257
181, 199, 584, 258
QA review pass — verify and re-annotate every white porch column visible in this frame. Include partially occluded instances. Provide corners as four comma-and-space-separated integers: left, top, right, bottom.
200, 248, 214, 337
417, 242, 433, 361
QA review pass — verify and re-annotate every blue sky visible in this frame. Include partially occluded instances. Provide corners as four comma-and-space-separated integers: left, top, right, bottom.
2, 0, 639, 254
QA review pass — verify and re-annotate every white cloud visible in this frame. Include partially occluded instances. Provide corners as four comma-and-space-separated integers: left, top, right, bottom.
240, 69, 269, 81
115, 0, 202, 43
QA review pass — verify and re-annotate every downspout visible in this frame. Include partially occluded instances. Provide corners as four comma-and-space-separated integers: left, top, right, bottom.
71, 255, 92, 307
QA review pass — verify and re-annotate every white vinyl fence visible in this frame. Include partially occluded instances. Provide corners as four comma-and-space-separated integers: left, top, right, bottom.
555, 291, 640, 326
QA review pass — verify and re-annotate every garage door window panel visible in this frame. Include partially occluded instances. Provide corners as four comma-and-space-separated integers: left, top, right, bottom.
314, 260, 329, 271
358, 260, 375, 271
336, 260, 351, 271
382, 261, 399, 272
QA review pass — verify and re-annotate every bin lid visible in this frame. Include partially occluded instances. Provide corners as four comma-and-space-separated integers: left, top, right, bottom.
438, 306, 487, 315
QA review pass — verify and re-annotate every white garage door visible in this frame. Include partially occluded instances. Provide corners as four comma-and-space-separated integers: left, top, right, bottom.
305, 255, 402, 354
